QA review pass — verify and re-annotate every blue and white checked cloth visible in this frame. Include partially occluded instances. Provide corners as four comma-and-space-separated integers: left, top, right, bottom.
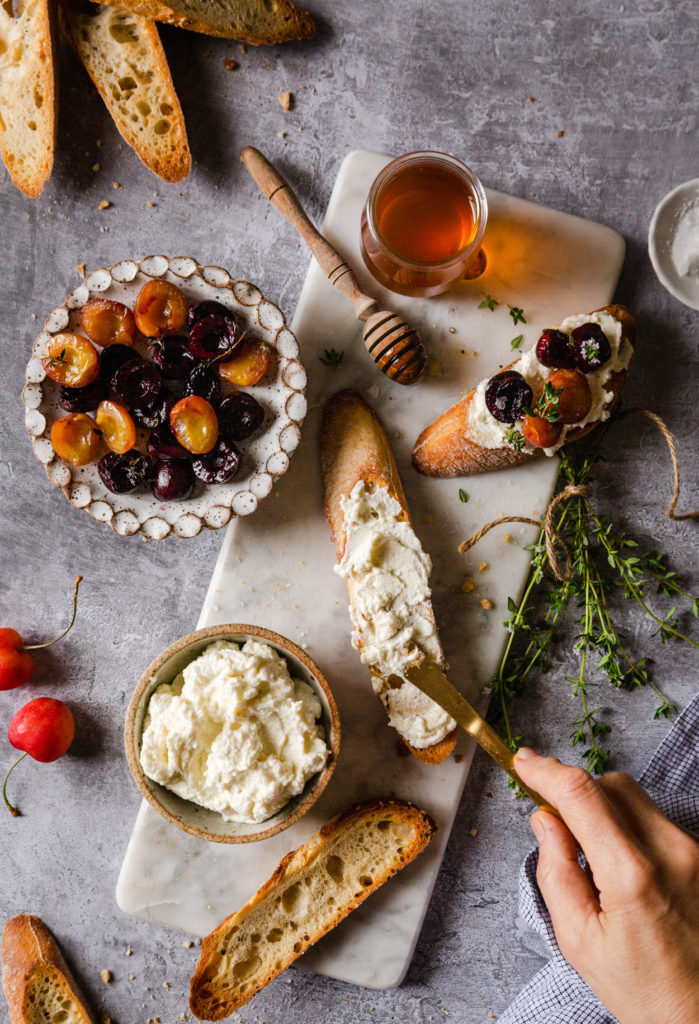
500, 692, 699, 1024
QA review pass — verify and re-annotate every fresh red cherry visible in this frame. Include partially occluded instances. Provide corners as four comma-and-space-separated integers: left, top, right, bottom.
4, 698, 75, 816
0, 578, 82, 691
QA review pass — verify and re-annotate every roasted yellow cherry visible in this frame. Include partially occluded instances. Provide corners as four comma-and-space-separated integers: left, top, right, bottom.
51, 414, 101, 466
134, 280, 187, 339
170, 396, 218, 454
96, 400, 137, 454
545, 369, 593, 424
80, 299, 136, 348
218, 335, 271, 386
521, 413, 564, 449
42, 334, 100, 388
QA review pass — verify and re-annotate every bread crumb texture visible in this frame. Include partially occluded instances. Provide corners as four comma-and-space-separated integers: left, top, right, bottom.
190, 801, 434, 1017
22, 965, 93, 1024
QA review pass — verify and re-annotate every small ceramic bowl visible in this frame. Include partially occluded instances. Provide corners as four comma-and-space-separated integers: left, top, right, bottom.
648, 178, 699, 311
125, 624, 340, 843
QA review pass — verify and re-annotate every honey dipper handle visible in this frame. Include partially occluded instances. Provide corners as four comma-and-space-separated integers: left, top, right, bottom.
241, 147, 379, 322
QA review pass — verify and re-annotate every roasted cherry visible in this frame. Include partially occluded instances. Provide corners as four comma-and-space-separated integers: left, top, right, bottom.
58, 378, 107, 412
218, 392, 265, 442
183, 363, 223, 406
96, 400, 136, 454
98, 450, 151, 493
80, 299, 136, 348
535, 329, 576, 369
191, 439, 241, 485
51, 414, 101, 466
185, 300, 236, 329
571, 322, 612, 373
99, 344, 141, 388
484, 370, 533, 423
218, 335, 271, 386
545, 369, 592, 424
134, 280, 187, 339
521, 413, 564, 449
152, 459, 194, 501
131, 393, 174, 430
151, 335, 196, 380
43, 334, 100, 388
170, 396, 218, 454
112, 360, 162, 408
188, 314, 240, 361
146, 424, 189, 461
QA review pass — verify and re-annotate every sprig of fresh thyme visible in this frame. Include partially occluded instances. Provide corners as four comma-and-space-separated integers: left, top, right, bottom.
319, 348, 344, 368
523, 380, 564, 422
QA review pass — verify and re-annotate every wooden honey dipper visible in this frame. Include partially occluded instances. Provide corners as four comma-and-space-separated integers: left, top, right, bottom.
241, 146, 429, 386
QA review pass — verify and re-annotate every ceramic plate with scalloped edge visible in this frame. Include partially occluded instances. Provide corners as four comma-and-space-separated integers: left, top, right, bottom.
22, 256, 307, 540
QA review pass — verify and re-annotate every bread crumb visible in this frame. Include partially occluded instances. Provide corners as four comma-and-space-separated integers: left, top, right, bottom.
278, 91, 293, 111
461, 579, 475, 593
113, 182, 121, 189
480, 598, 494, 610
31, 312, 37, 320
449, 326, 456, 333
98, 200, 111, 211
100, 969, 112, 984
182, 940, 194, 948
557, 129, 565, 137
503, 533, 512, 543
163, 982, 170, 989
478, 561, 489, 572
223, 58, 239, 70
93, 162, 100, 172
276, 130, 286, 138
129, 974, 136, 980
529, 96, 535, 102
125, 945, 133, 956
470, 826, 479, 837
76, 263, 86, 278
146, 201, 156, 207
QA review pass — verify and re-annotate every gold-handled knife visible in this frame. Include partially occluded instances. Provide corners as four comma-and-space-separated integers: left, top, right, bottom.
397, 660, 559, 817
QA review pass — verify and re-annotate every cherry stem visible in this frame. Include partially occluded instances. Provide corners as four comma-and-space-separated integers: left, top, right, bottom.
24, 576, 82, 651
3, 752, 27, 817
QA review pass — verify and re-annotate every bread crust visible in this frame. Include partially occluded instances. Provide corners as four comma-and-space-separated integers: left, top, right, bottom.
189, 799, 436, 1019
412, 305, 637, 478
59, 0, 191, 183
320, 390, 457, 764
92, 0, 316, 43
1, 915, 95, 1024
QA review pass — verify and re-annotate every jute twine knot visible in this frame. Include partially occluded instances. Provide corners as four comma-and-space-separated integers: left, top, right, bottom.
458, 409, 697, 583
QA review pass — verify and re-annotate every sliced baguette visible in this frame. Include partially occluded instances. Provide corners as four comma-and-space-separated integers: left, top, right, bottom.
93, 0, 315, 43
412, 304, 637, 478
189, 798, 436, 1018
1, 915, 95, 1024
59, 0, 191, 183
0, 0, 57, 197
320, 389, 457, 765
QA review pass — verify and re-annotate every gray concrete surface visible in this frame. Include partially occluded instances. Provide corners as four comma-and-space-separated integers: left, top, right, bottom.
1, 2, 697, 1022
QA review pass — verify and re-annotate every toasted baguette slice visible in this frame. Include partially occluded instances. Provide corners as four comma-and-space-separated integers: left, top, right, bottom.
320, 389, 457, 765
190, 799, 436, 1018
60, 0, 191, 183
413, 305, 637, 478
93, 0, 315, 43
0, 0, 57, 197
1, 915, 95, 1024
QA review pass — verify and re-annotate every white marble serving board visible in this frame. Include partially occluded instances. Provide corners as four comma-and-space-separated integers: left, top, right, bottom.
116, 150, 625, 988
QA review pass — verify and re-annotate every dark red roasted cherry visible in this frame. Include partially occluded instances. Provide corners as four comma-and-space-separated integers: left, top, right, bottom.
191, 439, 241, 485
185, 301, 237, 329
183, 364, 223, 406
99, 344, 142, 389
218, 392, 265, 442
98, 450, 151, 493
112, 360, 163, 408
484, 370, 533, 423
535, 329, 576, 369
571, 322, 612, 373
146, 424, 190, 461
152, 459, 195, 501
188, 314, 240, 361
151, 335, 197, 380
58, 378, 108, 412
131, 392, 174, 430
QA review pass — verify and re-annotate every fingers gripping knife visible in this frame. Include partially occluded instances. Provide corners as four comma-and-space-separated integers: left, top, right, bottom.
240, 146, 429, 386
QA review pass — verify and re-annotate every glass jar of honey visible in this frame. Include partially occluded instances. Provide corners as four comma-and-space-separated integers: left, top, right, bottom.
360, 151, 488, 298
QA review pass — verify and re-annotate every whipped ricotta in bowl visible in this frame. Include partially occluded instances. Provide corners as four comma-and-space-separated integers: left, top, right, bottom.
139, 639, 330, 824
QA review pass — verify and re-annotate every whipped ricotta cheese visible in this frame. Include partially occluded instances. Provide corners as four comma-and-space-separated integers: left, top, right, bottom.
139, 639, 330, 824
335, 481, 455, 748
467, 310, 633, 455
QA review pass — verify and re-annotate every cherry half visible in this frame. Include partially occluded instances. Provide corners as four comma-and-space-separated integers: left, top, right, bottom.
4, 698, 75, 816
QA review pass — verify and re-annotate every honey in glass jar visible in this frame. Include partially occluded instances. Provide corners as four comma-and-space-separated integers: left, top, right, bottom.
360, 151, 487, 298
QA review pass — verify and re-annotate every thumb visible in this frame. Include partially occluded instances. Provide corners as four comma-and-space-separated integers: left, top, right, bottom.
531, 811, 600, 961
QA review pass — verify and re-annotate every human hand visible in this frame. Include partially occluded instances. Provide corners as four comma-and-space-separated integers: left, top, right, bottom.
514, 749, 699, 1024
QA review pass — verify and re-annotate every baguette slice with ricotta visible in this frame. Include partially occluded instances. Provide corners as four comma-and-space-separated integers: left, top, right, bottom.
0, 0, 57, 197
93, 0, 315, 43
320, 389, 457, 765
190, 799, 436, 1019
60, 0, 191, 182
1, 915, 96, 1024
412, 304, 637, 478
